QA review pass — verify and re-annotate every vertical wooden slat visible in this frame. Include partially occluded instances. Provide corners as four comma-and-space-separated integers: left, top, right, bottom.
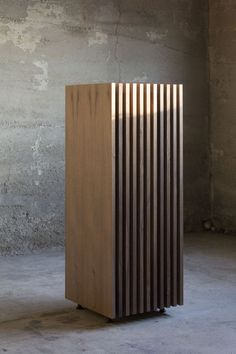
131, 83, 138, 315
113, 82, 183, 317
171, 84, 178, 306
125, 83, 131, 316
177, 84, 184, 305
144, 84, 151, 312
115, 84, 119, 317
138, 83, 144, 314
158, 84, 165, 309
117, 83, 123, 317
152, 84, 158, 310
111, 83, 117, 316
164, 84, 171, 307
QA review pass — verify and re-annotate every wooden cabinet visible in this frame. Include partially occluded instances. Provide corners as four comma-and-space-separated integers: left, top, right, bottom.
65, 83, 183, 319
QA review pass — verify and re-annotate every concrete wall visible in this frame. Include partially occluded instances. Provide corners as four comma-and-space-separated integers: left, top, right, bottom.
0, 0, 209, 254
209, 0, 236, 232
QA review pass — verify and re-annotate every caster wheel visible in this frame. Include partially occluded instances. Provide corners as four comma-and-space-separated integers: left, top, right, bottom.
106, 318, 114, 323
159, 308, 166, 314
76, 304, 84, 310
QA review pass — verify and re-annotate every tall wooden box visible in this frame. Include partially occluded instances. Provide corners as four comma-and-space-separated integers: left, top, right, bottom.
65, 83, 183, 319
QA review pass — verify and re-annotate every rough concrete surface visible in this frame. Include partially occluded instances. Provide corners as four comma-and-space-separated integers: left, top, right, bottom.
0, 0, 210, 254
0, 232, 235, 353
209, 0, 236, 232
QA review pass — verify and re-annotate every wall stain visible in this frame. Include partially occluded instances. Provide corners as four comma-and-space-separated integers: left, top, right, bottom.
88, 31, 108, 47
33, 60, 48, 91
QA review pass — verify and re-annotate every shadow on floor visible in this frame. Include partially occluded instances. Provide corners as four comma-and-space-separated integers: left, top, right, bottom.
0, 304, 170, 333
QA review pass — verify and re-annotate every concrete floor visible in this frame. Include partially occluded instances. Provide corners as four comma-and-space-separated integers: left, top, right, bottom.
0, 233, 235, 354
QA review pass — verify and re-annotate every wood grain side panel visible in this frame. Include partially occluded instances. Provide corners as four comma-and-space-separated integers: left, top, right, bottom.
65, 86, 77, 302
65, 84, 115, 319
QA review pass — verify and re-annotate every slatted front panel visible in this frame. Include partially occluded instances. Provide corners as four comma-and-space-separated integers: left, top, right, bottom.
112, 83, 183, 318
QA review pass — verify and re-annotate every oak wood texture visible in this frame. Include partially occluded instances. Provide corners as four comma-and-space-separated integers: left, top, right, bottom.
65, 84, 115, 318
66, 83, 184, 319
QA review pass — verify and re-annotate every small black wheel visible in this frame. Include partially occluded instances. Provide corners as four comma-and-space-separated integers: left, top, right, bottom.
106, 318, 114, 323
76, 304, 84, 310
159, 308, 166, 314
